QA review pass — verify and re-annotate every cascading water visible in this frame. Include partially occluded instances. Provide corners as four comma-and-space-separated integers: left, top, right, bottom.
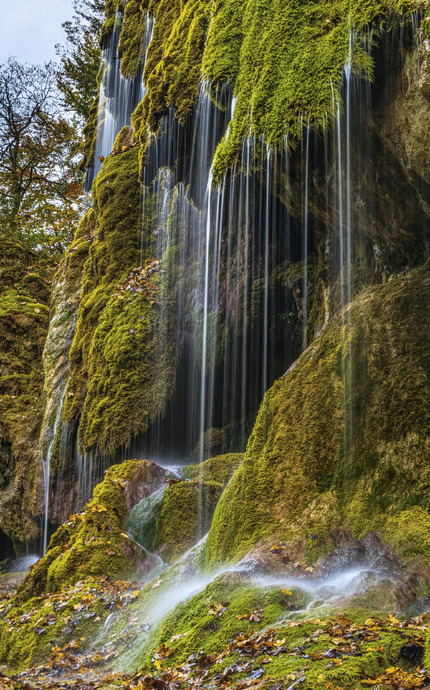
6, 9, 429, 688
41, 8, 427, 569
39, 266, 80, 554
73, 9, 155, 508
41, 386, 67, 555
84, 11, 153, 191
132, 85, 299, 465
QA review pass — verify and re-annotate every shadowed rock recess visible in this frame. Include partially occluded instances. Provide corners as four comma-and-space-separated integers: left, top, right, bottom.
1, 0, 430, 687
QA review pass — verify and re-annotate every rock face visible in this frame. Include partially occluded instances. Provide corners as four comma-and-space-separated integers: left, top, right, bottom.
2, 3, 430, 688
0, 0, 429, 592
34, 5, 430, 546
205, 263, 430, 570
0, 240, 52, 550
375, 27, 430, 191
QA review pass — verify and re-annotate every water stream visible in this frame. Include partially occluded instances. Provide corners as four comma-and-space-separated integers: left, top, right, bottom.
41, 386, 68, 556
85, 11, 153, 191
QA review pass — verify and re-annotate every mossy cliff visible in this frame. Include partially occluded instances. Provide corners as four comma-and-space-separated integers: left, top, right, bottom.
71, 0, 430, 472
108, 0, 429, 178
38, 211, 94, 527
2, 0, 425, 557
205, 262, 430, 569
0, 239, 52, 550
57, 146, 175, 470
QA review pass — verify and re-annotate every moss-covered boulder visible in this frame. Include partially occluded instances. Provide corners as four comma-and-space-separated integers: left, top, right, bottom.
15, 459, 169, 603
205, 263, 430, 569
182, 453, 243, 486
127, 479, 224, 563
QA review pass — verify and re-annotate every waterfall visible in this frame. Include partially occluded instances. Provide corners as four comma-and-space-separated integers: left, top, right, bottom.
41, 386, 67, 555
135, 81, 299, 461
39, 267, 79, 555
139, 12, 154, 101
200, 172, 212, 463
303, 124, 310, 347
55, 12, 426, 524
134, 85, 299, 462
84, 11, 153, 191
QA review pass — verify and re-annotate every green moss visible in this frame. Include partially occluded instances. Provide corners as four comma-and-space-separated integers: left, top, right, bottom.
382, 506, 430, 572
82, 93, 99, 171
62, 147, 176, 455
182, 453, 243, 485
45, 460, 166, 591
111, 124, 139, 154
131, 0, 210, 168
15, 459, 166, 599
124, 0, 425, 179
100, 0, 122, 49
146, 573, 310, 666
0, 577, 123, 673
142, 576, 424, 690
202, 0, 243, 84
13, 547, 64, 605
206, 0, 424, 178
0, 283, 50, 547
21, 273, 51, 303
205, 263, 430, 567
118, 0, 147, 78
134, 480, 224, 563
39, 214, 92, 482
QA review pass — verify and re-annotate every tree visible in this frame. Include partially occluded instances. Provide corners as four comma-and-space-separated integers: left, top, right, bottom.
56, 0, 105, 122
0, 58, 83, 255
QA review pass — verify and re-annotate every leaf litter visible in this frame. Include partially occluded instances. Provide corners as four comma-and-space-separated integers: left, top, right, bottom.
3, 585, 430, 689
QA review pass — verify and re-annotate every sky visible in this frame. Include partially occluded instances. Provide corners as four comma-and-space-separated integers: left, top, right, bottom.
1, 0, 73, 65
